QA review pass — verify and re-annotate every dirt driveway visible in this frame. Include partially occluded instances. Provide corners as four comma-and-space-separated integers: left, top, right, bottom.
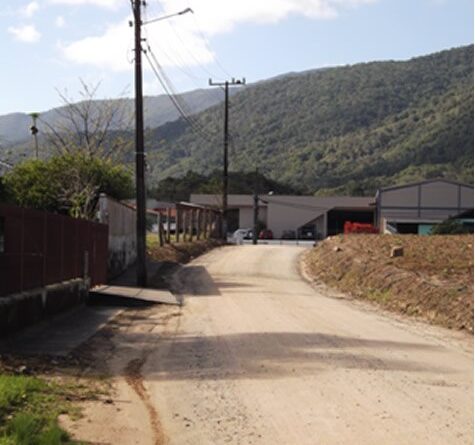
68, 245, 473, 445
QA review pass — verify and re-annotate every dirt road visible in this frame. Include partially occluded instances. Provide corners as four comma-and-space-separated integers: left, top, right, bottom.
69, 245, 473, 444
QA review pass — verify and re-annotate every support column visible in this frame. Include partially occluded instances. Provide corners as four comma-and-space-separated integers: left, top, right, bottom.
166, 207, 171, 243
188, 209, 194, 242
197, 210, 202, 240
176, 207, 181, 243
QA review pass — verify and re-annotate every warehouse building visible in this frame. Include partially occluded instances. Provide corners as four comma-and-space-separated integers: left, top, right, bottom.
190, 179, 473, 238
190, 194, 374, 239
376, 179, 473, 234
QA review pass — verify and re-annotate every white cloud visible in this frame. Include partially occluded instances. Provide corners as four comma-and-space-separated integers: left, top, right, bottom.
161, 0, 378, 35
48, 0, 122, 8
55, 15, 65, 27
8, 24, 41, 43
59, 0, 377, 71
23, 1, 40, 17
60, 17, 214, 72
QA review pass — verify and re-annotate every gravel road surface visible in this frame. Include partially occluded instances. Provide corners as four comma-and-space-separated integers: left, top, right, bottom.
69, 245, 473, 445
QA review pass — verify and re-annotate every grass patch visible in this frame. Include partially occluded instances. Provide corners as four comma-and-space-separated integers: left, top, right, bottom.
0, 374, 81, 445
366, 288, 392, 304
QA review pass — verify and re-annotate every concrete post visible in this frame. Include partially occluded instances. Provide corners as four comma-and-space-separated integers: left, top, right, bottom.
176, 207, 181, 243
98, 193, 108, 224
188, 209, 194, 242
158, 212, 164, 247
197, 210, 202, 240
166, 208, 171, 243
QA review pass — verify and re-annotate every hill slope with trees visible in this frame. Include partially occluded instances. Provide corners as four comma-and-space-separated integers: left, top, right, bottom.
145, 45, 473, 196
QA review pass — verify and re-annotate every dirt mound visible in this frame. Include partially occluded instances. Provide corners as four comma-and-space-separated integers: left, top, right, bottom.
303, 234, 473, 332
147, 239, 224, 264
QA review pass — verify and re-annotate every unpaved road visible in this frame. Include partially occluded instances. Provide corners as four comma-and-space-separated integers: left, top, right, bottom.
68, 245, 473, 445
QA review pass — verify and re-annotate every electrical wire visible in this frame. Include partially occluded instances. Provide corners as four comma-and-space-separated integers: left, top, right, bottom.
146, 43, 219, 141
150, 0, 230, 83
144, 45, 217, 144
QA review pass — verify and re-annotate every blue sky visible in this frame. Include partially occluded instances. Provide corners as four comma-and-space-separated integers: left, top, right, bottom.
0, 0, 473, 115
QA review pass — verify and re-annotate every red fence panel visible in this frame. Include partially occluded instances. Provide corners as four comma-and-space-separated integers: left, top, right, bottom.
0, 203, 108, 297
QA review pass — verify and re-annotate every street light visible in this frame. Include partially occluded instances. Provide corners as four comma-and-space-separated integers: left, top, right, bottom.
141, 8, 193, 26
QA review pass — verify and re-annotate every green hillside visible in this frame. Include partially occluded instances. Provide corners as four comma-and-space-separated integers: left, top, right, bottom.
146, 45, 474, 195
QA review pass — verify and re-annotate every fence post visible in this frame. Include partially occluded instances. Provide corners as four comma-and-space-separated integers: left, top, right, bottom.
158, 212, 164, 247
176, 207, 181, 243
166, 207, 171, 243
186, 210, 193, 242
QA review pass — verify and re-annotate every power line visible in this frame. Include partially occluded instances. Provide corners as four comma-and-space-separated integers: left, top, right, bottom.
145, 44, 216, 142
149, 0, 231, 82
144, 44, 217, 143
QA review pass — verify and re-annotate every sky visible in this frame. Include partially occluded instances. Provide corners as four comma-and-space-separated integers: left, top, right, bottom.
0, 0, 473, 115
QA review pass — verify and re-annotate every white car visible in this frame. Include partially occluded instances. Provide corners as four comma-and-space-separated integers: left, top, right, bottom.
232, 228, 253, 244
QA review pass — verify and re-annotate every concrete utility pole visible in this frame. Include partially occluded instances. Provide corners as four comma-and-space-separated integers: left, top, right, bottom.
208, 78, 246, 240
253, 167, 259, 245
132, 0, 147, 287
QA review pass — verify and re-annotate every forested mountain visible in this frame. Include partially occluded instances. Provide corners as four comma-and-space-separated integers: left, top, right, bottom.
0, 88, 233, 146
145, 45, 473, 196
2, 45, 472, 197
150, 170, 302, 202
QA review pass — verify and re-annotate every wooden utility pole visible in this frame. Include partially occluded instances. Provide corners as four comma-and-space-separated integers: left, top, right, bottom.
133, 0, 147, 286
208, 78, 246, 240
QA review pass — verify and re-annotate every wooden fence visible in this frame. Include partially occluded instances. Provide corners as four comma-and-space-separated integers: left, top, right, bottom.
0, 203, 108, 297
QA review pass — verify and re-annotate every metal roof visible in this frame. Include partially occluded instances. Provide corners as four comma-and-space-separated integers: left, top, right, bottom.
378, 178, 474, 193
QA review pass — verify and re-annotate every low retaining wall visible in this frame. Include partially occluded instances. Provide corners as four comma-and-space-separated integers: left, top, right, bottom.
0, 278, 89, 336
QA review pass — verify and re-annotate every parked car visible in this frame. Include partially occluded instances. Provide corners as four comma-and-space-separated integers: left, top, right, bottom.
243, 229, 253, 240
281, 230, 296, 239
259, 229, 274, 239
232, 228, 253, 243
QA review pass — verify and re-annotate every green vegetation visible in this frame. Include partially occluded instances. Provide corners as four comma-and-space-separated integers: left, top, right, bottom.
2, 153, 133, 218
2, 46, 473, 197
144, 45, 473, 195
150, 170, 301, 202
0, 374, 77, 445
430, 219, 473, 235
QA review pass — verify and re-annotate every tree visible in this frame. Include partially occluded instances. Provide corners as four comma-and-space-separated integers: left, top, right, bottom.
41, 80, 132, 160
3, 153, 133, 219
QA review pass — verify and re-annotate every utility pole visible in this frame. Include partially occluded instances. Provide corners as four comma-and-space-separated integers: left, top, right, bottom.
208, 78, 246, 240
29, 113, 40, 159
253, 167, 259, 245
133, 0, 147, 287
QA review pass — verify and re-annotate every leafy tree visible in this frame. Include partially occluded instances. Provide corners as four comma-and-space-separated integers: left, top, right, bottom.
3, 153, 133, 219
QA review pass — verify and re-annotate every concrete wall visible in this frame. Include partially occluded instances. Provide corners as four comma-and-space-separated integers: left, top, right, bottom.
0, 278, 89, 336
238, 207, 267, 229
98, 194, 136, 278
267, 202, 323, 238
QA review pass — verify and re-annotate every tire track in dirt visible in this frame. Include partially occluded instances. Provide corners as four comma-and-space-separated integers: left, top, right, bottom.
125, 356, 166, 445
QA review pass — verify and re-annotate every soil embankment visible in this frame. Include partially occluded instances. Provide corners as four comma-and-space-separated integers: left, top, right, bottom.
303, 234, 473, 332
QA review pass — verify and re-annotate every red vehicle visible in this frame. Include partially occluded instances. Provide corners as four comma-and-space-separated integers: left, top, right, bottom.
259, 229, 274, 239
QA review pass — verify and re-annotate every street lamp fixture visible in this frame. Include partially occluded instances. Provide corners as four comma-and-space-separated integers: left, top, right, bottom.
142, 7, 193, 26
